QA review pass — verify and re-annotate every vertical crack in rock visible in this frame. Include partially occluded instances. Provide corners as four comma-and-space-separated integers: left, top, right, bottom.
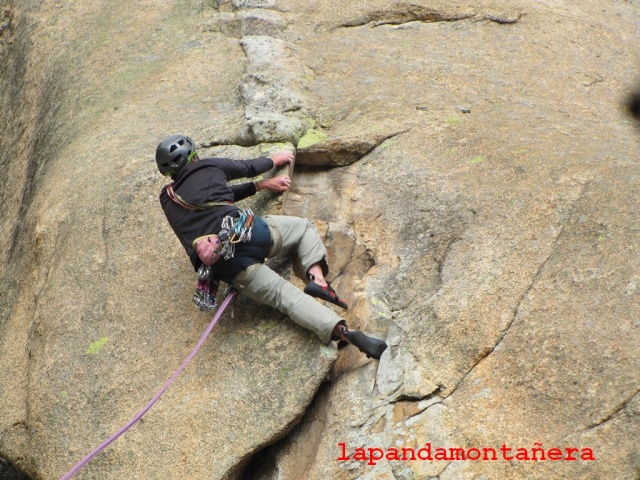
237, 380, 333, 480
203, 4, 408, 162
202, 2, 317, 147
444, 182, 591, 399
204, 5, 398, 477
239, 35, 311, 144
205, 3, 406, 155
432, 235, 463, 293
1, 7, 68, 476
224, 91, 400, 480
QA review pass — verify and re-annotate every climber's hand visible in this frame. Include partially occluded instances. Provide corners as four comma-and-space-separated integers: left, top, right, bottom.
272, 152, 294, 167
257, 175, 291, 193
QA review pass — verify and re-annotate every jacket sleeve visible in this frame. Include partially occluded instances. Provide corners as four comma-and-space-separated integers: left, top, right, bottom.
219, 157, 274, 181
230, 182, 258, 202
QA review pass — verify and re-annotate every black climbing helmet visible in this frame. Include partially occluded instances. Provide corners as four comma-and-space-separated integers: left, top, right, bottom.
155, 135, 198, 176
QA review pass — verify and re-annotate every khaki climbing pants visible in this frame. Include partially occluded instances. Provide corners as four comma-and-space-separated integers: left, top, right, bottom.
232, 215, 342, 344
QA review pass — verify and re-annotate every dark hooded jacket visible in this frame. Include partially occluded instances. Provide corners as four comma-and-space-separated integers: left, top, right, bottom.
160, 156, 274, 282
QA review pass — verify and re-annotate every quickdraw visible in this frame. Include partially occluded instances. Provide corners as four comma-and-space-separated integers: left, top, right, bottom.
193, 265, 219, 311
231, 209, 254, 244
218, 208, 254, 258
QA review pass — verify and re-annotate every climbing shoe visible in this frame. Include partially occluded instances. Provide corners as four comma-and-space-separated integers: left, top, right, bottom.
304, 280, 348, 310
344, 330, 388, 359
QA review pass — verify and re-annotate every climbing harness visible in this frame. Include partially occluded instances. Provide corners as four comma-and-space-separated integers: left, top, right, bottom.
59, 290, 238, 480
193, 209, 254, 265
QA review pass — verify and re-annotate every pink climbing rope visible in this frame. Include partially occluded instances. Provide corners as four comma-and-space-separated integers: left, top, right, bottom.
60, 291, 237, 480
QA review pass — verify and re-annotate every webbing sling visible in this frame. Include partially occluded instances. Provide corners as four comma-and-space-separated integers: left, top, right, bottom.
165, 182, 231, 210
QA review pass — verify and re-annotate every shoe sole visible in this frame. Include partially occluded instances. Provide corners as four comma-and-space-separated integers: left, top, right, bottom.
304, 282, 348, 309
345, 330, 388, 359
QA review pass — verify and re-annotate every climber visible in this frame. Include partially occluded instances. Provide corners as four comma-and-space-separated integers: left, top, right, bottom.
155, 134, 387, 359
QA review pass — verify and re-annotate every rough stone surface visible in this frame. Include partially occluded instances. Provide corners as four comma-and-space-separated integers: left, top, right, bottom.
1, 0, 639, 479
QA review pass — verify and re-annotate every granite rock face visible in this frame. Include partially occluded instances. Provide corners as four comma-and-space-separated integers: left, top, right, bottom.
1, 1, 638, 479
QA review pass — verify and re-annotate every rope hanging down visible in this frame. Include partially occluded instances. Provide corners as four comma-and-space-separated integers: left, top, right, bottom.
59, 290, 237, 480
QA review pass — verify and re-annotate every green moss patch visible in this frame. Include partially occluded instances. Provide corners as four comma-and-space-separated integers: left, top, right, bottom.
297, 128, 328, 149
86, 337, 109, 355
